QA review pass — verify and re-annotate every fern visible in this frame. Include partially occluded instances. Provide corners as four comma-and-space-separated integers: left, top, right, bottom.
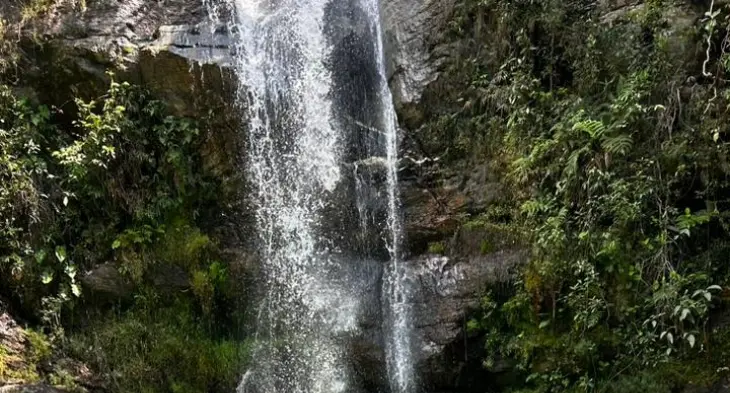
573, 119, 606, 139
601, 134, 633, 155
564, 146, 589, 179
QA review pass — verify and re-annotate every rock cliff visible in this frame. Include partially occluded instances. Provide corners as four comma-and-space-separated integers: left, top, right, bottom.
0, 0, 549, 391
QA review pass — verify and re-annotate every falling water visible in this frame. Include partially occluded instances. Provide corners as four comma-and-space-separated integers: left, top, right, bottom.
228, 2, 355, 392
204, 0, 415, 392
360, 2, 416, 392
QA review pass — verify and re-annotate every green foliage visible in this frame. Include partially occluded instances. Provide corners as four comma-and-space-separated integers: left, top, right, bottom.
0, 73, 222, 312
445, 0, 730, 391
428, 241, 446, 254
67, 300, 250, 393
0, 74, 237, 391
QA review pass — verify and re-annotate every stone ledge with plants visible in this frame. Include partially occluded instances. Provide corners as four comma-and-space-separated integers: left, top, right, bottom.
402, 0, 730, 392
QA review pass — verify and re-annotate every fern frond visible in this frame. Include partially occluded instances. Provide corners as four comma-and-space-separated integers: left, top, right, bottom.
572, 119, 606, 139
564, 146, 588, 179
601, 134, 633, 155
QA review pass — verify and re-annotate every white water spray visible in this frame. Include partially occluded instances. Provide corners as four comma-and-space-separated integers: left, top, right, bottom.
203, 0, 417, 392
360, 1, 416, 392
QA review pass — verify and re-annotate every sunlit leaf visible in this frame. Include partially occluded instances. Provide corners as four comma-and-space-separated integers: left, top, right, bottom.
71, 283, 82, 297
41, 270, 54, 284
55, 246, 66, 262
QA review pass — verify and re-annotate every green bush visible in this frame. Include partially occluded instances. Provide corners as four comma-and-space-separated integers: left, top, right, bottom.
444, 0, 730, 391
0, 74, 241, 391
67, 300, 250, 393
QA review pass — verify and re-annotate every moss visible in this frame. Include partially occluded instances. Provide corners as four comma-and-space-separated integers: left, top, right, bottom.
20, 0, 56, 23
0, 342, 41, 383
191, 269, 215, 315
0, 344, 11, 379
428, 241, 446, 255
24, 328, 51, 364
480, 239, 494, 255
48, 368, 80, 392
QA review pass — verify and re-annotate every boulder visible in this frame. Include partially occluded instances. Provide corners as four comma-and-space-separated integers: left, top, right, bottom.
80, 262, 134, 299
81, 262, 192, 300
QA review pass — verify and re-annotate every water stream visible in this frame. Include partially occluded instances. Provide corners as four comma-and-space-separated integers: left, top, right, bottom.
204, 1, 415, 392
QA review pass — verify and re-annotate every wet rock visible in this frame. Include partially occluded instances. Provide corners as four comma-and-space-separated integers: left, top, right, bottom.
382, 0, 457, 108
349, 251, 525, 391
408, 252, 524, 390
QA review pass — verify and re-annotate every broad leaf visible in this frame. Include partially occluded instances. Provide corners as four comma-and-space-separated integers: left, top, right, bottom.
55, 246, 66, 263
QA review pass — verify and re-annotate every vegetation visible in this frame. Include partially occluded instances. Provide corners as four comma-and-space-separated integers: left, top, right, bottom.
433, 0, 730, 391
67, 301, 249, 393
9, 0, 730, 392
0, 63, 246, 391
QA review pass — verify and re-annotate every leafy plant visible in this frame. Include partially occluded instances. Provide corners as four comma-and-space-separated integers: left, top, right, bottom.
440, 0, 730, 391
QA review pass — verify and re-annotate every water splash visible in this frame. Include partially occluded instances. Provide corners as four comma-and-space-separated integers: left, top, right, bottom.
202, 0, 416, 392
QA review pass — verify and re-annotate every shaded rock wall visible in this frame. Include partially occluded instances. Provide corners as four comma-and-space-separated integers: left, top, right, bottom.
382, 0, 456, 125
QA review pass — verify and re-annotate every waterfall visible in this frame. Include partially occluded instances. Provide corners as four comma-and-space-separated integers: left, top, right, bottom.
204, 1, 415, 392
360, 1, 417, 391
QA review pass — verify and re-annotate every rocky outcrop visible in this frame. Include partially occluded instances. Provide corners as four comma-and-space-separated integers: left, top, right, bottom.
80, 263, 134, 299
0, 300, 98, 391
14, 0, 234, 102
81, 262, 190, 301
409, 251, 523, 390
382, 0, 456, 111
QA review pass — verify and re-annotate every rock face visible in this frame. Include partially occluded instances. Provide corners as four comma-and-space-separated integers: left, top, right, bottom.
20, 0, 236, 115
349, 250, 523, 392
3, 0, 517, 391
382, 0, 456, 109
409, 251, 523, 390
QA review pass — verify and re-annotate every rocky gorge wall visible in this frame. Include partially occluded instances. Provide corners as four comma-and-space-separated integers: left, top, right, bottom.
3, 0, 730, 392
1, 0, 503, 391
